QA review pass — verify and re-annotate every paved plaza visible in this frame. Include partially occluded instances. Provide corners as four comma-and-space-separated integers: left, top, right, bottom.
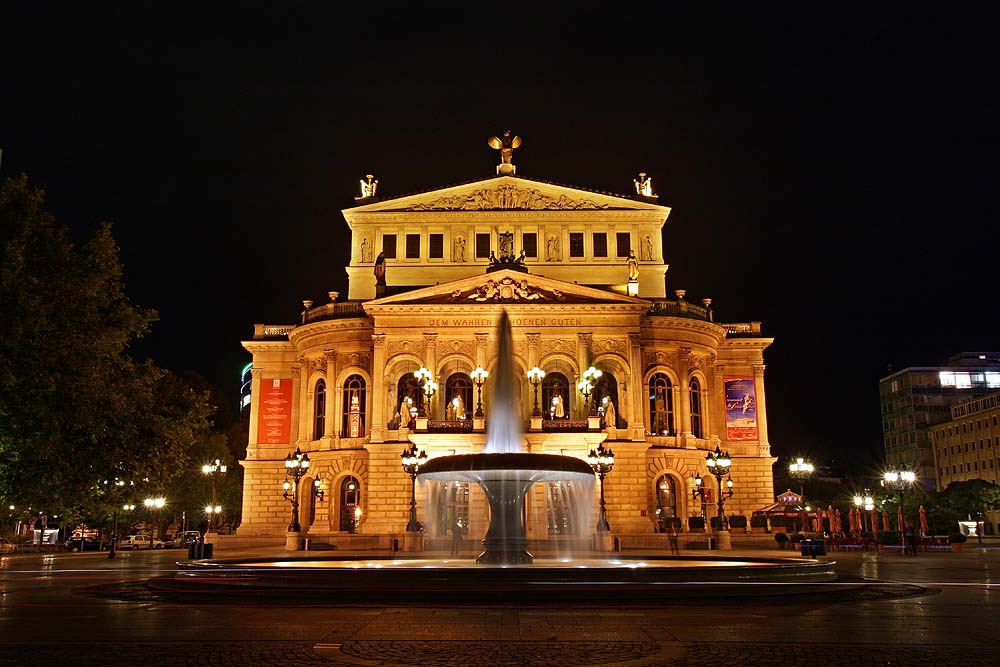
1, 544, 998, 666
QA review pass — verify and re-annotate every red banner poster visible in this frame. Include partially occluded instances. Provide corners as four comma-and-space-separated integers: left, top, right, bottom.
257, 378, 293, 444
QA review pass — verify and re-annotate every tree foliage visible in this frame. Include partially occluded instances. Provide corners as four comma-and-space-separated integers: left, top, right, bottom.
0, 175, 214, 523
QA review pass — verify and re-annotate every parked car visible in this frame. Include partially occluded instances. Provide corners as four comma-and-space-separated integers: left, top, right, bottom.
0, 537, 17, 554
65, 537, 105, 552
171, 531, 202, 548
117, 534, 165, 550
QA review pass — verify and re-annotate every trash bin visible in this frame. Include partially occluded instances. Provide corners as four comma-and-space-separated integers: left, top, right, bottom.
800, 539, 826, 556
202, 543, 214, 559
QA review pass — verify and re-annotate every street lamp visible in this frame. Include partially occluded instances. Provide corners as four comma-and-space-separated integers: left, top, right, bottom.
853, 491, 874, 533
705, 446, 734, 532
587, 443, 615, 531
282, 447, 310, 533
788, 457, 814, 532
400, 444, 428, 531
143, 497, 166, 549
527, 366, 545, 417
471, 366, 489, 418
883, 469, 916, 552
202, 458, 228, 534
414, 367, 435, 417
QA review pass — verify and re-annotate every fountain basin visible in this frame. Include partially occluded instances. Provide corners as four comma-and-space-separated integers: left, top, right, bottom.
418, 453, 595, 565
156, 555, 839, 601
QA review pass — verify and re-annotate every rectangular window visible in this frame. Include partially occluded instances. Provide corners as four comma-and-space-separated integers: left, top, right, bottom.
522, 233, 537, 258
382, 234, 397, 259
569, 232, 584, 257
616, 232, 631, 257
405, 234, 420, 259
476, 233, 490, 258
593, 232, 608, 257
429, 234, 443, 259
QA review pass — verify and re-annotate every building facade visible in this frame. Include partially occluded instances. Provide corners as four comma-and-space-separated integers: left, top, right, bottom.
930, 391, 1000, 534
880, 353, 1000, 487
237, 152, 777, 548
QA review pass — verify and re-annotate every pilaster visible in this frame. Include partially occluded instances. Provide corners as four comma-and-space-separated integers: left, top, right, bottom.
753, 364, 770, 455
323, 350, 337, 441
370, 334, 387, 442
627, 333, 645, 440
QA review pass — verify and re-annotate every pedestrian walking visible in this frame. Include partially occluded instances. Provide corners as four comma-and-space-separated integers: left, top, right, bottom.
668, 523, 680, 555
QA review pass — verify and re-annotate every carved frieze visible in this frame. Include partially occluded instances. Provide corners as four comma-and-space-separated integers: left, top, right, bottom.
538, 338, 571, 358
592, 338, 627, 356
444, 339, 475, 358
346, 352, 371, 372
386, 338, 426, 358
404, 184, 610, 211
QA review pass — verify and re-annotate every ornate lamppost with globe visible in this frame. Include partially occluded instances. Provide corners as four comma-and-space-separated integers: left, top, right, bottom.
400, 444, 428, 532
202, 458, 227, 534
789, 457, 814, 532
282, 447, 310, 539
853, 490, 874, 534
705, 446, 734, 549
587, 443, 615, 534
578, 366, 602, 417
414, 367, 435, 417
883, 469, 916, 552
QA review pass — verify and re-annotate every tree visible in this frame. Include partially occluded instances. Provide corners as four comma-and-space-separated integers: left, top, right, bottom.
932, 480, 1000, 531
0, 174, 213, 524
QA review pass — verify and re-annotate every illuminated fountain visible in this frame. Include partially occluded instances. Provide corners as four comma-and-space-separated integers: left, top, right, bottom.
418, 311, 593, 565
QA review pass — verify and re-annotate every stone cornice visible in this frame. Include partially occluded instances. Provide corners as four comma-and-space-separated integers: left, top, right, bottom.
641, 316, 728, 342
288, 317, 374, 346
345, 209, 669, 225
242, 340, 295, 354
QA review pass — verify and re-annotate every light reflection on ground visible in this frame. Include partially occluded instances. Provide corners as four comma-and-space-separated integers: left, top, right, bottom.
227, 557, 793, 569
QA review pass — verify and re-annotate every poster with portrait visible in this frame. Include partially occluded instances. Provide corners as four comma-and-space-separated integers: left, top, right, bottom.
257, 378, 293, 444
724, 376, 758, 442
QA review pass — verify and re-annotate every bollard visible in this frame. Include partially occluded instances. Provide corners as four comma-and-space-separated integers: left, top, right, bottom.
303, 538, 311, 551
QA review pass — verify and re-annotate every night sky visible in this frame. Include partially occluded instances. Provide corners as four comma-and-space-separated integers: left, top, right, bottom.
3, 3, 998, 472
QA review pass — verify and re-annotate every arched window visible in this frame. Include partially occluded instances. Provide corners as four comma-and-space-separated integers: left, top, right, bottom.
313, 379, 326, 440
655, 475, 678, 531
340, 476, 360, 532
542, 372, 569, 419
444, 373, 473, 420
649, 373, 674, 435
595, 373, 619, 428
396, 374, 421, 427
689, 378, 703, 438
341, 375, 366, 437
435, 481, 470, 536
546, 481, 583, 535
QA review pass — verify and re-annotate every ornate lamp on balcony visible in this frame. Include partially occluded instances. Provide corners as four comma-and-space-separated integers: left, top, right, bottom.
527, 366, 545, 417
471, 366, 489, 418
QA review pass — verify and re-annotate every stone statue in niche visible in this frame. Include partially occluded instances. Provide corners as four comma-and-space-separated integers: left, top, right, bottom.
360, 236, 373, 263
453, 236, 467, 262
546, 235, 561, 261
641, 235, 653, 261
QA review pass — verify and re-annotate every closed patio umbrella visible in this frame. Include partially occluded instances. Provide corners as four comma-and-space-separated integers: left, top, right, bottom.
827, 506, 835, 533
869, 508, 877, 533
834, 508, 842, 534
883, 510, 890, 532
918, 505, 929, 535
897, 505, 905, 534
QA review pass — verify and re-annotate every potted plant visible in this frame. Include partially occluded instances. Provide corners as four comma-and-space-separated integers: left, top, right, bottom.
729, 515, 748, 532
770, 515, 789, 534
750, 515, 768, 534
789, 532, 805, 544
949, 533, 967, 552
774, 532, 789, 549
688, 516, 705, 533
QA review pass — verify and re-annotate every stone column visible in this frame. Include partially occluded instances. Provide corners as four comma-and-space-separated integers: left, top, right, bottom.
297, 359, 311, 443
323, 350, 337, 442
576, 332, 592, 418
526, 333, 540, 368
248, 368, 263, 448
753, 364, 770, 454
627, 333, 645, 440
677, 348, 691, 437
704, 354, 718, 440
290, 361, 303, 444
370, 334, 387, 442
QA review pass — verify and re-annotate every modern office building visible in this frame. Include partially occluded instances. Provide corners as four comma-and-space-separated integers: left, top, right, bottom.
235, 139, 778, 549
880, 352, 1000, 488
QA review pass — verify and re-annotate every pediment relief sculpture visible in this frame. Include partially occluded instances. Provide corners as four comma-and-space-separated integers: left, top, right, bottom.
453, 276, 564, 303
404, 184, 610, 211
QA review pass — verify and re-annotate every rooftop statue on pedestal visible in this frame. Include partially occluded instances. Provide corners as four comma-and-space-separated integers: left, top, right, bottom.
488, 130, 522, 175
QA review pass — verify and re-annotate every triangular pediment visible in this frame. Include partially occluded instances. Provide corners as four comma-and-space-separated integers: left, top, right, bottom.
364, 269, 650, 308
344, 176, 669, 214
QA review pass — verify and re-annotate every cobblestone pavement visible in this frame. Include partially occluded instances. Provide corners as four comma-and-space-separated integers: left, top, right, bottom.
1, 546, 998, 666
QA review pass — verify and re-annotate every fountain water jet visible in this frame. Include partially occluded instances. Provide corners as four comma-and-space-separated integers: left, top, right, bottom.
418, 311, 594, 565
